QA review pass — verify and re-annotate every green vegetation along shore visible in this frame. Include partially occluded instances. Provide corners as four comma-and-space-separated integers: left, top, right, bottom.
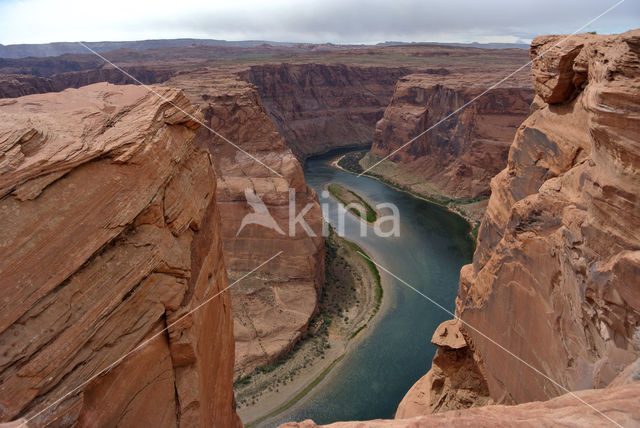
237, 226, 383, 425
328, 182, 378, 223
336, 150, 483, 241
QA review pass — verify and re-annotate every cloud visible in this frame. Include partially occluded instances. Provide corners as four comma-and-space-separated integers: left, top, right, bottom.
0, 0, 637, 45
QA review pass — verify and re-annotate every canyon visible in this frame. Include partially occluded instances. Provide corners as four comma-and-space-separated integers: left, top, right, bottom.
243, 64, 409, 159
0, 43, 531, 382
164, 69, 326, 376
0, 61, 328, 378
309, 29, 640, 428
366, 73, 534, 205
453, 29, 640, 406
0, 29, 638, 428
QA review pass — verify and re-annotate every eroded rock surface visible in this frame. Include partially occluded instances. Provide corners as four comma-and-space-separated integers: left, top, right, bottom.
395, 320, 491, 418
368, 73, 534, 200
166, 70, 325, 376
0, 83, 240, 427
0, 65, 328, 378
455, 30, 640, 404
245, 64, 409, 159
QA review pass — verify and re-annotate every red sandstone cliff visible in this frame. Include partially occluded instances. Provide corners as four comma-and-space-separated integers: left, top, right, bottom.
395, 320, 491, 418
165, 70, 325, 376
368, 73, 534, 202
244, 64, 409, 159
393, 30, 640, 422
0, 63, 328, 378
280, 29, 640, 428
0, 83, 240, 427
456, 30, 640, 404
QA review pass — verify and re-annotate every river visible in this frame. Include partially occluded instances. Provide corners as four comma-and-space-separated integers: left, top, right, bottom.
263, 150, 474, 426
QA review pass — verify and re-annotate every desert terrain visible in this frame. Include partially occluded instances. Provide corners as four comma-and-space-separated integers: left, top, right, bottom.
0, 11, 638, 428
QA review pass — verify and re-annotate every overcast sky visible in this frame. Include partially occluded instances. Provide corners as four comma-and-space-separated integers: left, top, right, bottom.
0, 0, 637, 45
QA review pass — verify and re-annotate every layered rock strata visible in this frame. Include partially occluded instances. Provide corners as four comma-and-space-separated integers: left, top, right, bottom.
165, 70, 325, 376
455, 30, 640, 404
0, 74, 55, 98
367, 73, 534, 200
296, 29, 640, 428
0, 83, 240, 427
0, 67, 174, 99
395, 320, 491, 418
0, 64, 327, 377
244, 64, 410, 159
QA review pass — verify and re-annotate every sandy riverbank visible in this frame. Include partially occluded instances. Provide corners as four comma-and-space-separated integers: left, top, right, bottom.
236, 228, 383, 426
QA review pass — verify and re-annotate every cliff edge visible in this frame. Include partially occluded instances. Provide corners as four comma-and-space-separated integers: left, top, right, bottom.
0, 83, 240, 426
456, 29, 640, 404
394, 29, 640, 422
282, 365, 640, 427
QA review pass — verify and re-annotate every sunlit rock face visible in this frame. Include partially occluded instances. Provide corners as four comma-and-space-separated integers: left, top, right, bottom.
341, 30, 640, 427
457, 30, 640, 404
395, 320, 491, 418
0, 83, 240, 427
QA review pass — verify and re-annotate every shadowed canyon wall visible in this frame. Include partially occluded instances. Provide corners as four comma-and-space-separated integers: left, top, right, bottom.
165, 69, 325, 376
366, 73, 534, 201
0, 65, 173, 98
243, 64, 410, 159
0, 83, 240, 426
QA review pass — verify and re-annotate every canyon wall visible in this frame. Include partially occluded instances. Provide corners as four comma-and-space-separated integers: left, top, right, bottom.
244, 64, 409, 159
394, 30, 640, 421
166, 70, 325, 376
0, 58, 329, 379
0, 75, 55, 98
283, 30, 640, 428
0, 66, 174, 98
366, 73, 534, 202
0, 83, 240, 427
456, 29, 640, 404
2, 62, 409, 161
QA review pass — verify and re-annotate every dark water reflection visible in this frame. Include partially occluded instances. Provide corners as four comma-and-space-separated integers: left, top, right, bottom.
263, 151, 474, 426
